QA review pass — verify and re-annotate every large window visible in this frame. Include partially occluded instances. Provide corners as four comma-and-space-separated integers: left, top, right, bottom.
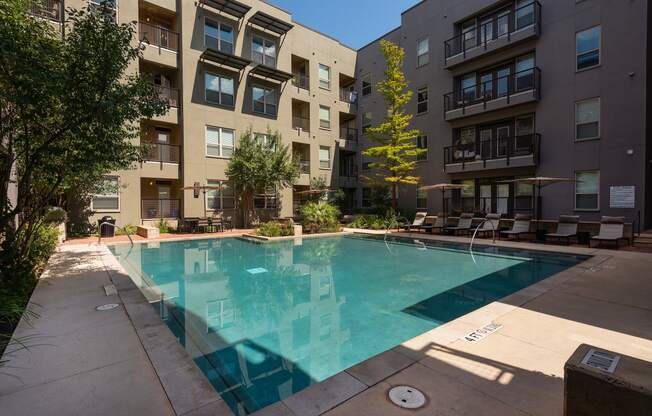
206, 180, 235, 211
575, 170, 600, 210
417, 38, 429, 67
318, 64, 331, 89
575, 98, 600, 141
252, 35, 276, 67
206, 126, 234, 158
205, 20, 233, 54
92, 176, 119, 212
319, 146, 331, 169
205, 72, 234, 106
319, 105, 331, 129
252, 86, 277, 116
417, 87, 428, 114
416, 136, 427, 161
576, 26, 601, 71
361, 73, 372, 96
416, 185, 427, 210
362, 112, 372, 134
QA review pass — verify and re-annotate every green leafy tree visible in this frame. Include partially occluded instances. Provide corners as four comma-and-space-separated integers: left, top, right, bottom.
362, 40, 424, 210
226, 130, 300, 226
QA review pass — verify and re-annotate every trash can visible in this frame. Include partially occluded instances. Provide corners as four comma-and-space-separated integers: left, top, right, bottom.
98, 216, 116, 238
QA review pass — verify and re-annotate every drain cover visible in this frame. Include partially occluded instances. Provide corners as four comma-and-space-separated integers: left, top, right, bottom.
95, 303, 120, 311
388, 385, 426, 409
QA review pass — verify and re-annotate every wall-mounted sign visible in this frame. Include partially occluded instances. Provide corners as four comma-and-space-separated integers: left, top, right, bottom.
609, 186, 635, 208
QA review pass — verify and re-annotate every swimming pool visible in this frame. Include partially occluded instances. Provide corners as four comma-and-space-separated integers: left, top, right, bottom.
110, 234, 587, 415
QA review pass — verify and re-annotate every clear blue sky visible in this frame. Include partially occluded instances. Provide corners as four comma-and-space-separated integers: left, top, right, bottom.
266, 0, 421, 49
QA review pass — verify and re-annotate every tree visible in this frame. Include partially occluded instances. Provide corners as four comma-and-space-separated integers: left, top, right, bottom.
362, 40, 425, 210
226, 130, 300, 226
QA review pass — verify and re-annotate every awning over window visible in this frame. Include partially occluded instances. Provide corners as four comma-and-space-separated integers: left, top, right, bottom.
248, 11, 293, 35
199, 0, 251, 20
249, 64, 293, 83
201, 48, 252, 72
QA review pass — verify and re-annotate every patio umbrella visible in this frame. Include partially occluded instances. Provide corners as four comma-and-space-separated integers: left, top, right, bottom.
418, 183, 468, 222
181, 184, 225, 218
499, 177, 575, 236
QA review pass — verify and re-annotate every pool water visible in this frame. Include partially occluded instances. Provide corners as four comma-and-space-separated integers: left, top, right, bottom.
110, 235, 587, 415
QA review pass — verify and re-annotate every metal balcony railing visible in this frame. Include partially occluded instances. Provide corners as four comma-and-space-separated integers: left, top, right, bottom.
143, 142, 181, 164
292, 116, 310, 132
444, 1, 541, 60
154, 85, 180, 108
139, 22, 179, 52
292, 74, 309, 90
299, 160, 310, 174
443, 133, 540, 171
142, 199, 180, 219
340, 127, 358, 142
29, 0, 62, 21
340, 88, 358, 104
444, 67, 541, 113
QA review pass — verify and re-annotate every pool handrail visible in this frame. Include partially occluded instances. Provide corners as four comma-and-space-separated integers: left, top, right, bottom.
98, 222, 134, 246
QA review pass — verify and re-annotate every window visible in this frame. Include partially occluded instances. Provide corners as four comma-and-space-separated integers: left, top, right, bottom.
319, 146, 331, 169
205, 72, 234, 106
416, 185, 427, 210
416, 136, 427, 161
254, 191, 278, 209
362, 188, 372, 208
515, 179, 534, 210
515, 53, 535, 91
206, 126, 234, 158
319, 105, 331, 129
362, 112, 372, 134
575, 98, 600, 141
254, 132, 275, 148
252, 86, 277, 116
515, 0, 535, 29
417, 38, 429, 67
205, 20, 234, 54
575, 171, 600, 210
92, 176, 119, 211
576, 26, 601, 70
206, 180, 235, 211
318, 64, 331, 89
361, 73, 372, 96
89, 0, 117, 21
461, 73, 477, 103
252, 35, 276, 67
417, 87, 428, 114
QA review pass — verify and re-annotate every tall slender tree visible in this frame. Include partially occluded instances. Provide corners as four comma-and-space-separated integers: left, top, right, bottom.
362, 40, 425, 210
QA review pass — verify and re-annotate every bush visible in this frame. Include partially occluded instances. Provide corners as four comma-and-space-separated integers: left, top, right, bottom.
257, 221, 294, 237
300, 202, 340, 234
157, 219, 170, 234
348, 213, 399, 230
115, 223, 137, 236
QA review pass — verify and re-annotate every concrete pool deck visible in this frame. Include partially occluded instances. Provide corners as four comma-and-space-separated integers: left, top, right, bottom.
1, 232, 651, 415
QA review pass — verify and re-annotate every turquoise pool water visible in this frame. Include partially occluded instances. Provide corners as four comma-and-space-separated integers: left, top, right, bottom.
110, 235, 587, 415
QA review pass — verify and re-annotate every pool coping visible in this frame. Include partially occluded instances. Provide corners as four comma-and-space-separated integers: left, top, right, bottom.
99, 230, 612, 416
241, 230, 353, 243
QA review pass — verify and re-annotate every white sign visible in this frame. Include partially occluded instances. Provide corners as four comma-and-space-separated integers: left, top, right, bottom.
609, 186, 635, 208
463, 322, 502, 343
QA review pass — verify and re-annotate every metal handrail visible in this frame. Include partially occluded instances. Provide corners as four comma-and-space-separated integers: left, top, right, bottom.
98, 222, 133, 246
470, 218, 497, 252
443, 133, 540, 170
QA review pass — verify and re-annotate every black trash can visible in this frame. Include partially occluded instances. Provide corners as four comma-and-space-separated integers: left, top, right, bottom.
98, 216, 116, 238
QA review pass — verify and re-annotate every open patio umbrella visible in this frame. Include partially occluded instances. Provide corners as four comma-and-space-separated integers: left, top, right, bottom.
181, 184, 225, 218
499, 177, 576, 238
418, 183, 468, 222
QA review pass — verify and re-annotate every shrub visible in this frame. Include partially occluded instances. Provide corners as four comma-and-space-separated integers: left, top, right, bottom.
348, 213, 400, 230
157, 219, 170, 234
257, 221, 294, 237
115, 223, 137, 236
300, 202, 340, 234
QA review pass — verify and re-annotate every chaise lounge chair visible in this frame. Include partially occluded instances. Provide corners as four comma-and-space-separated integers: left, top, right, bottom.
475, 213, 501, 238
546, 215, 580, 245
500, 214, 532, 240
427, 214, 446, 234
590, 216, 629, 248
445, 213, 474, 236
402, 212, 428, 232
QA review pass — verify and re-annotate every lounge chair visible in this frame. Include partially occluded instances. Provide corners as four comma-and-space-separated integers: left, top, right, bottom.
546, 215, 580, 245
402, 212, 428, 232
500, 214, 532, 240
426, 214, 446, 234
445, 213, 474, 236
475, 213, 501, 238
590, 216, 629, 248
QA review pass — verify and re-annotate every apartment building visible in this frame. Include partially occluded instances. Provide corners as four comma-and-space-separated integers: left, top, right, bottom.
357, 0, 652, 228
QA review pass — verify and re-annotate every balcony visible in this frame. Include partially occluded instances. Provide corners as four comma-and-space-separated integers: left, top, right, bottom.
139, 22, 179, 68
29, 0, 62, 22
338, 127, 358, 151
443, 133, 540, 173
141, 143, 180, 179
297, 160, 310, 186
151, 85, 180, 124
142, 0, 176, 13
444, 67, 540, 121
444, 2, 541, 68
292, 116, 310, 133
340, 88, 358, 105
142, 199, 180, 219
292, 74, 310, 90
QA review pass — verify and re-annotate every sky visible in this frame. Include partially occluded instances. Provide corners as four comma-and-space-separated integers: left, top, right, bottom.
266, 0, 422, 49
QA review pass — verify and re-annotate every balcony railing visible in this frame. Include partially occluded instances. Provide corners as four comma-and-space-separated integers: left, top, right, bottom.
340, 88, 358, 104
443, 133, 540, 170
154, 85, 180, 108
444, 67, 541, 113
142, 198, 180, 219
30, 0, 62, 21
292, 116, 310, 132
340, 127, 358, 142
139, 22, 179, 52
299, 160, 310, 174
143, 142, 180, 164
292, 74, 309, 90
444, 1, 541, 60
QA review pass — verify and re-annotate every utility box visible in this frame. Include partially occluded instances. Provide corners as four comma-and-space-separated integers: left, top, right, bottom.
565, 344, 652, 415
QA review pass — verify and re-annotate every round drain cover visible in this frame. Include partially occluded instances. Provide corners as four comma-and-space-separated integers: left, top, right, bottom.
388, 385, 426, 409
95, 303, 120, 311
